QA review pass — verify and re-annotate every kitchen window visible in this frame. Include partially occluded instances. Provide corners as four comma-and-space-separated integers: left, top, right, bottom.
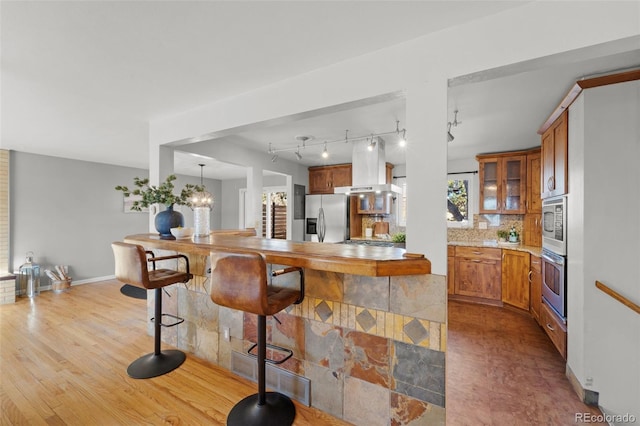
447, 173, 475, 228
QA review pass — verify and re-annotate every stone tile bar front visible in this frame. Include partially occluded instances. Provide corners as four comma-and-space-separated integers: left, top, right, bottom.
123, 233, 445, 425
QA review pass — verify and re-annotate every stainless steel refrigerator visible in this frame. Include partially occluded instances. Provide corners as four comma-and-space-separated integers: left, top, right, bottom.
305, 194, 349, 243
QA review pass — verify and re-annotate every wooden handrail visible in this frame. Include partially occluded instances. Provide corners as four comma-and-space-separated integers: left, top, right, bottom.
595, 281, 640, 315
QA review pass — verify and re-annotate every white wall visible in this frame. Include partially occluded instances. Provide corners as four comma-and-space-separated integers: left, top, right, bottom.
568, 81, 640, 418
10, 152, 148, 281
149, 2, 640, 274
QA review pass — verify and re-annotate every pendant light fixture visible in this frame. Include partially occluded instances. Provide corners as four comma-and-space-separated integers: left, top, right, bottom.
191, 164, 214, 237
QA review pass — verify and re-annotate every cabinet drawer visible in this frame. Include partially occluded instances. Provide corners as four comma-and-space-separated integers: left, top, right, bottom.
455, 246, 501, 260
541, 300, 567, 359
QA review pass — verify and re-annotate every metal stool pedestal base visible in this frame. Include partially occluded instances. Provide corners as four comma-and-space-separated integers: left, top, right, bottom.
127, 349, 186, 379
227, 392, 295, 426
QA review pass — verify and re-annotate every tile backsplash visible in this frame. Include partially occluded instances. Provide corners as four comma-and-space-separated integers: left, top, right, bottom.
447, 214, 523, 242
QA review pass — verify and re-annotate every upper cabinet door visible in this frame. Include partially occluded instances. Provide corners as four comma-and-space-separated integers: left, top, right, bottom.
479, 158, 500, 213
526, 149, 542, 213
501, 155, 526, 214
308, 164, 352, 194
478, 154, 526, 214
541, 110, 568, 199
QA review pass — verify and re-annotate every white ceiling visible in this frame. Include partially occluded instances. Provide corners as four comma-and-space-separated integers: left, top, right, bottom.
2, 1, 638, 181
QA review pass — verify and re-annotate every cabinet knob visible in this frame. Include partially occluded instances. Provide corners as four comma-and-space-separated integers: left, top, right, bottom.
546, 323, 555, 332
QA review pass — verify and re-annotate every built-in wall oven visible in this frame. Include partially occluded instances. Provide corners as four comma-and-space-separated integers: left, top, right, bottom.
542, 249, 566, 319
541, 196, 568, 319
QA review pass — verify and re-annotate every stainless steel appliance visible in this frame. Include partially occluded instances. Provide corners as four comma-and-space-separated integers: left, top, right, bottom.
541, 248, 566, 319
305, 194, 349, 243
541, 195, 568, 319
334, 138, 401, 196
542, 196, 567, 256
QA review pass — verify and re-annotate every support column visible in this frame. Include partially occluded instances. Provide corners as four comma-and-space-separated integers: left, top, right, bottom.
405, 76, 448, 274
246, 167, 263, 236
149, 145, 175, 233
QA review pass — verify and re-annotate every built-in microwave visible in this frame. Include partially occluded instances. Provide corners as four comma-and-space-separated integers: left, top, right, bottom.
542, 196, 567, 256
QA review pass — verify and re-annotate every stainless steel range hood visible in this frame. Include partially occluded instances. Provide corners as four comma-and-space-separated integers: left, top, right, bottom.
334, 137, 402, 195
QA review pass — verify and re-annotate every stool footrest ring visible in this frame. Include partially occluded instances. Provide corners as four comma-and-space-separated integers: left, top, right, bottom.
150, 313, 185, 328
247, 343, 293, 365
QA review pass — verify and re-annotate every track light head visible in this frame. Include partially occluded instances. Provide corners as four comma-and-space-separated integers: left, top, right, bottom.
399, 129, 407, 147
447, 122, 455, 142
322, 142, 329, 158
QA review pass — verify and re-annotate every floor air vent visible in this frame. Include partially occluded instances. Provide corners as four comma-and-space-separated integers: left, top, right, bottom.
231, 351, 311, 406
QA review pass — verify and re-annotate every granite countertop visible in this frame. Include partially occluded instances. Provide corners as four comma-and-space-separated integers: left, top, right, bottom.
448, 240, 542, 257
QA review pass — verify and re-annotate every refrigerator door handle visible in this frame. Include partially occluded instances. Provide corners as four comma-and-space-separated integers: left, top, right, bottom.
317, 207, 326, 242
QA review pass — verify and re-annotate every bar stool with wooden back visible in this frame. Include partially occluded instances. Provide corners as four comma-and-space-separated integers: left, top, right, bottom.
111, 242, 193, 379
209, 249, 304, 426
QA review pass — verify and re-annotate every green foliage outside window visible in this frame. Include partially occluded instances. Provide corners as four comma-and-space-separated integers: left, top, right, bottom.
447, 179, 469, 222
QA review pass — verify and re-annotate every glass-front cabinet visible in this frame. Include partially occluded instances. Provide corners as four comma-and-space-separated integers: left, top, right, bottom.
357, 193, 391, 214
478, 154, 526, 214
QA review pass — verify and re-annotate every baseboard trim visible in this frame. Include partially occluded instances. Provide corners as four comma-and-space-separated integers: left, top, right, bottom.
71, 275, 116, 286
566, 364, 599, 406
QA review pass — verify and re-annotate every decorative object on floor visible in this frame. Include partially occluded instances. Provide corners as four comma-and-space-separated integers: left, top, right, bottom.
120, 283, 147, 299
209, 250, 304, 426
44, 265, 72, 293
115, 174, 204, 239
17, 251, 40, 298
190, 164, 214, 237
111, 242, 192, 379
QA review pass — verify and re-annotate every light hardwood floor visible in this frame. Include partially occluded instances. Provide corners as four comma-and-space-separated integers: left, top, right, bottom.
1, 281, 604, 425
0, 281, 348, 425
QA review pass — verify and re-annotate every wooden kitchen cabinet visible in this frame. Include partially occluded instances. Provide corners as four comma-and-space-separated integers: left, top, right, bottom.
529, 254, 542, 325
453, 247, 502, 301
501, 249, 531, 311
541, 110, 568, 199
523, 148, 543, 247
308, 164, 352, 194
447, 246, 455, 295
523, 214, 542, 247
541, 299, 567, 360
526, 148, 542, 213
477, 153, 527, 214
356, 193, 391, 214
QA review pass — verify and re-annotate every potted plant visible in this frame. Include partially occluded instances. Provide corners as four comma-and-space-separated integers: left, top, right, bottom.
391, 232, 406, 248
116, 175, 204, 239
497, 230, 509, 242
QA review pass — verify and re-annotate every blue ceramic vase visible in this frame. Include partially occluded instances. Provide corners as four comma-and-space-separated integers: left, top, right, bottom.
155, 205, 184, 239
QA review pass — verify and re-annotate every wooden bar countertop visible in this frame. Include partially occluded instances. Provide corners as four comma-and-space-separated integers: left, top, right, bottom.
124, 233, 431, 277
